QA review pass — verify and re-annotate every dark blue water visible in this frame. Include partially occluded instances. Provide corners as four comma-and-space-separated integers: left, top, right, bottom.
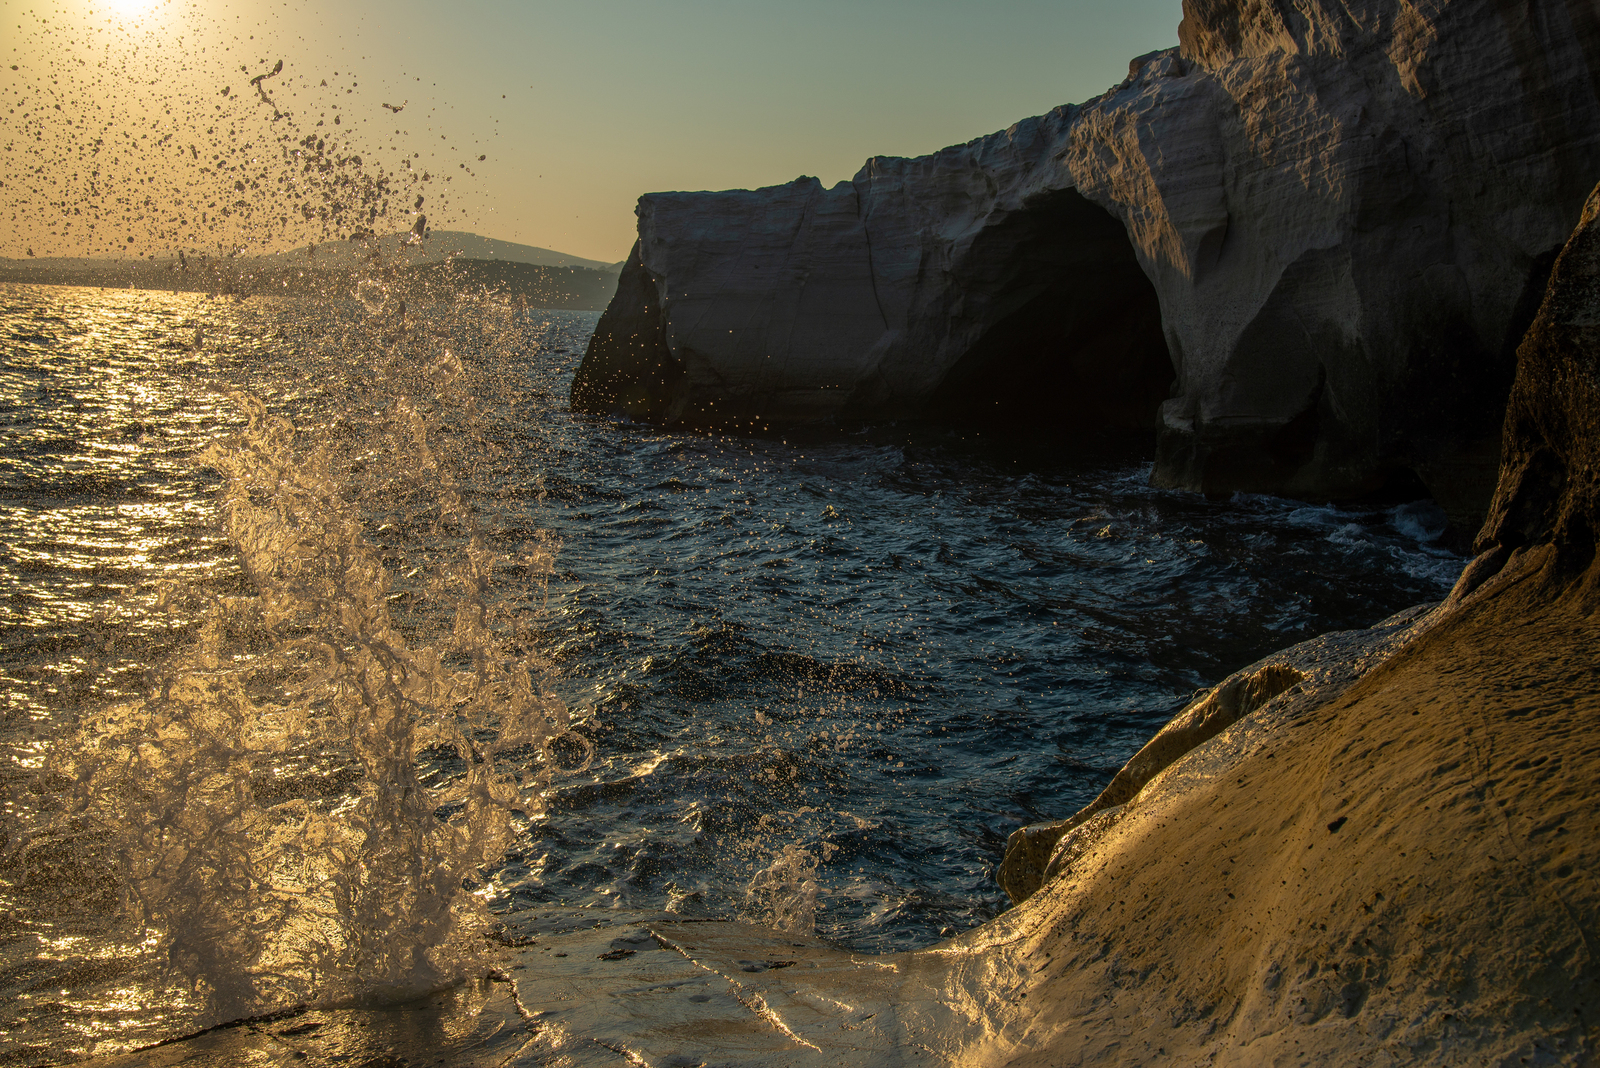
511, 346, 1460, 949
0, 285, 1460, 1063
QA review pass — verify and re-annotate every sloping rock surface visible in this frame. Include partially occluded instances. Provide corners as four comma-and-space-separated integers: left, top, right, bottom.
984, 178, 1600, 1066
574, 0, 1600, 529
997, 602, 1434, 905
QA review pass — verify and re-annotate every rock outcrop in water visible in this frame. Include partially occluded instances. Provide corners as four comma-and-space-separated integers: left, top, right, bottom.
571, 159, 1174, 438
574, 0, 1600, 529
94, 183, 1600, 1068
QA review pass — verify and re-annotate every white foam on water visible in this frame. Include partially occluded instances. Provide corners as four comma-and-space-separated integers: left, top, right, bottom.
1327, 522, 1371, 546
1389, 500, 1449, 545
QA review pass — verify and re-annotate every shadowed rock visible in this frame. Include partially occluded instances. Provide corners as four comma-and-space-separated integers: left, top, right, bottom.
1475, 180, 1600, 590
575, 0, 1600, 535
572, 172, 1172, 439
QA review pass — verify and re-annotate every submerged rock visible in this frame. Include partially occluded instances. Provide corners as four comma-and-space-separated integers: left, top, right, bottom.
574, 0, 1600, 530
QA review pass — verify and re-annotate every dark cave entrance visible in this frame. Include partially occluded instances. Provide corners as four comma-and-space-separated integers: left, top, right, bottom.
928, 189, 1173, 448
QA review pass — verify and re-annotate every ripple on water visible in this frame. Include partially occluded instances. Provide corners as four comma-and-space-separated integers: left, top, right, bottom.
0, 286, 1464, 1063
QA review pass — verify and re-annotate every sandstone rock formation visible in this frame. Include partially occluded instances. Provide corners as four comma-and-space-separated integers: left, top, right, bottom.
980, 178, 1600, 1065
97, 180, 1600, 1068
574, 0, 1600, 530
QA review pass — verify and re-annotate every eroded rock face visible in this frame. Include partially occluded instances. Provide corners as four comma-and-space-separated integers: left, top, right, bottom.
1475, 180, 1600, 589
1088, 0, 1600, 527
575, 137, 1173, 438
574, 0, 1600, 527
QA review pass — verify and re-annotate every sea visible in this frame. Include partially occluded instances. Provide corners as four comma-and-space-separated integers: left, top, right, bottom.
0, 282, 1462, 1065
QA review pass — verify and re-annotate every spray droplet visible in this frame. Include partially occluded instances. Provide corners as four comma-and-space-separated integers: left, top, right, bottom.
248, 59, 282, 87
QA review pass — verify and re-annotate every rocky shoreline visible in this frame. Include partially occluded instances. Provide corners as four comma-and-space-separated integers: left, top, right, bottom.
83, 0, 1600, 1062
573, 0, 1600, 538
94, 132, 1600, 1068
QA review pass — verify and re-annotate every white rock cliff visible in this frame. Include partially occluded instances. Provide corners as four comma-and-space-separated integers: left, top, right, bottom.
574, 0, 1600, 529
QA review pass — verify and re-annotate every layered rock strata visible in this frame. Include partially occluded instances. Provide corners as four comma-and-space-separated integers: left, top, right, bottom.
983, 177, 1600, 1065
574, 0, 1600, 529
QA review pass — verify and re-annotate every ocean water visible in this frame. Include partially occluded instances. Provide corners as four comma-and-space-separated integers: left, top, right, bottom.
0, 283, 1462, 1065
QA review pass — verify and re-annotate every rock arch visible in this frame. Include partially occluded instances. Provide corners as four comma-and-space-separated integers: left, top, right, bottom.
922, 189, 1172, 441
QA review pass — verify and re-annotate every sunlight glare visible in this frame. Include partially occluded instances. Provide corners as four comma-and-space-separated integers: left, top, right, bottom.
101, 0, 159, 17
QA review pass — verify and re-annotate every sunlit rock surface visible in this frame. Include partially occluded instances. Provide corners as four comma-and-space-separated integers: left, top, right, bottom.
574, 0, 1600, 530
997, 604, 1432, 905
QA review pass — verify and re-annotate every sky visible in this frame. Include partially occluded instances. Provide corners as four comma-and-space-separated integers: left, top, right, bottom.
1, 0, 1184, 263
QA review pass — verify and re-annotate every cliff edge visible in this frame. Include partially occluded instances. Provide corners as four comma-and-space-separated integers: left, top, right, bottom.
574, 0, 1600, 532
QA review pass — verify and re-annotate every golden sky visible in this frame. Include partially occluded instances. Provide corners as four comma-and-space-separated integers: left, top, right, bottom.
2, 0, 1183, 263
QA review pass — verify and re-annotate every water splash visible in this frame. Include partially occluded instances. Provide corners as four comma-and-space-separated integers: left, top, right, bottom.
3, 4, 473, 261
746, 842, 821, 936
14, 269, 576, 1023
0, 2, 585, 1028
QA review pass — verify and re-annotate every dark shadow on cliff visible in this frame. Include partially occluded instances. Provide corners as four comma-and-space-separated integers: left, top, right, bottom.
569, 244, 683, 422
924, 189, 1174, 444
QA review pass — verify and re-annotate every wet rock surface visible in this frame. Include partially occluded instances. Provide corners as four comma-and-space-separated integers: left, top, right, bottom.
84, 908, 1016, 1067
83, 979, 532, 1067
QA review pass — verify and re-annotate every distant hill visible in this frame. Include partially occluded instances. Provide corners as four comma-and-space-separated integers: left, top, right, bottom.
404, 260, 618, 308
0, 230, 621, 277
0, 232, 623, 310
276, 231, 621, 273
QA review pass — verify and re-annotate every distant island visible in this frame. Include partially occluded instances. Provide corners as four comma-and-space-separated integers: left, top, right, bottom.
0, 231, 623, 311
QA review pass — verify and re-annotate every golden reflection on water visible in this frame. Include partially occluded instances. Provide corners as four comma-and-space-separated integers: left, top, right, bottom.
0, 283, 268, 1063
4, 279, 562, 1064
